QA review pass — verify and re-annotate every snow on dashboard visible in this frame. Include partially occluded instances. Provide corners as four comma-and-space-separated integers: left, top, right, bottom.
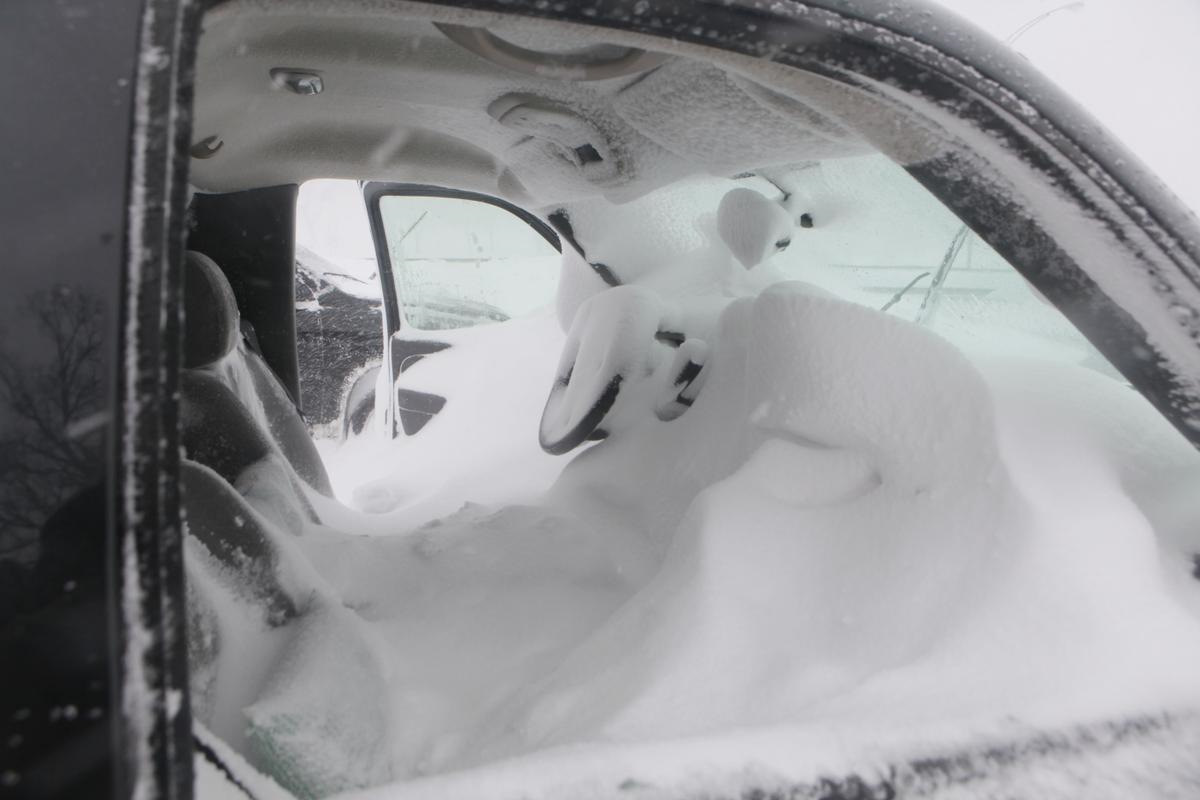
189, 158, 1200, 799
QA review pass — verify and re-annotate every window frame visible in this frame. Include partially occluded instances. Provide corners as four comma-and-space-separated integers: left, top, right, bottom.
116, 0, 199, 796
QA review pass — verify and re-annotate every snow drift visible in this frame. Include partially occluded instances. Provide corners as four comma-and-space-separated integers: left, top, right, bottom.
187, 279, 1200, 798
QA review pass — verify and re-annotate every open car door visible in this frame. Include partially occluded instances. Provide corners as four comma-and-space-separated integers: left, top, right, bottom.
358, 183, 562, 439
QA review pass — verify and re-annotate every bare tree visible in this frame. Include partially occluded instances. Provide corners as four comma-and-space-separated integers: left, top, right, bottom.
0, 285, 106, 561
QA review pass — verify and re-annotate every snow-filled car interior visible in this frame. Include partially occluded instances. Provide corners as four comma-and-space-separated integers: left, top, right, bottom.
163, 1, 1200, 797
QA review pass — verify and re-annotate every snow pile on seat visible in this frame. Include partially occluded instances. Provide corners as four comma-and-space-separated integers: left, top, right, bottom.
294, 502, 646, 779
190, 283, 1200, 797
242, 598, 394, 797
485, 283, 1019, 753
184, 459, 397, 797
354, 287, 1200, 798
318, 312, 568, 529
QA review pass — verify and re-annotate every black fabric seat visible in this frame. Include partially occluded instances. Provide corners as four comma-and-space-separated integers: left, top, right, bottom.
181, 370, 276, 487
179, 251, 334, 749
241, 336, 334, 496
181, 460, 298, 625
182, 250, 333, 500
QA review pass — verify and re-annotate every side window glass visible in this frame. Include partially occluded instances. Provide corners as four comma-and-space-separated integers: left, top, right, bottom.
377, 195, 562, 330
0, 285, 114, 795
294, 180, 385, 438
1, 1, 130, 791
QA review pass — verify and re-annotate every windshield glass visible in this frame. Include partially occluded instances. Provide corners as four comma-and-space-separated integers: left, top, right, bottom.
752, 157, 1113, 371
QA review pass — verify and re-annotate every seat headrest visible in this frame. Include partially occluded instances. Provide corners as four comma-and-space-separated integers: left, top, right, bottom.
184, 250, 240, 369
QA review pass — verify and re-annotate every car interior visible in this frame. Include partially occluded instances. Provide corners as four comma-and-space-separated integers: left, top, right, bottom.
177, 1, 1200, 797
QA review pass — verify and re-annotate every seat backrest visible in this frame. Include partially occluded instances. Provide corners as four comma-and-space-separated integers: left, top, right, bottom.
241, 345, 333, 495
183, 250, 334, 499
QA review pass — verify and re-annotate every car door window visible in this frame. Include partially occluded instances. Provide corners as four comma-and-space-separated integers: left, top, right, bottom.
0, 0, 139, 794
376, 194, 562, 330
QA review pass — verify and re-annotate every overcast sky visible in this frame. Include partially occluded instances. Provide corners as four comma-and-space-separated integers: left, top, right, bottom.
930, 0, 1200, 216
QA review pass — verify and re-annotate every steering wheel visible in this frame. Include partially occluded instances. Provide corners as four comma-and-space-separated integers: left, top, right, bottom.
539, 287, 665, 455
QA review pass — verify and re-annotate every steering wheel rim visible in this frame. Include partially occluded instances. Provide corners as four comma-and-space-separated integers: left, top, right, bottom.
538, 370, 624, 455
539, 287, 664, 455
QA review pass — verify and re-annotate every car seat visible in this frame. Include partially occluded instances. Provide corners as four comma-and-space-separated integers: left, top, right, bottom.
182, 250, 334, 503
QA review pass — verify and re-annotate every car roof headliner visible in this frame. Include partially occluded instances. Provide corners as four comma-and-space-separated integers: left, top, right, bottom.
190, 0, 917, 208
